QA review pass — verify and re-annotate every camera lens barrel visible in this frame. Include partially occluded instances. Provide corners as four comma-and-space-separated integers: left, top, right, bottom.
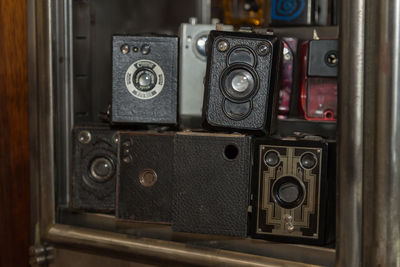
89, 157, 115, 183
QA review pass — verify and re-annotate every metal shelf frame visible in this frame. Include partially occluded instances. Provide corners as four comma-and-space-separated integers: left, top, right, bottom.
28, 0, 400, 266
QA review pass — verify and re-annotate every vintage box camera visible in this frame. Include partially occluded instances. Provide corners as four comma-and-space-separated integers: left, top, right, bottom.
173, 132, 252, 237
251, 138, 335, 245
300, 39, 338, 121
202, 30, 282, 134
278, 37, 298, 119
71, 126, 118, 213
111, 35, 178, 125
269, 0, 329, 26
179, 18, 233, 127
116, 131, 174, 223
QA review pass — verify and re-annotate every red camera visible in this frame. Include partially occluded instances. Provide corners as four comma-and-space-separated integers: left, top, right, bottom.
299, 40, 338, 121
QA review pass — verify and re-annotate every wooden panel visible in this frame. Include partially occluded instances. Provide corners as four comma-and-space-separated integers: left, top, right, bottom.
0, 0, 30, 266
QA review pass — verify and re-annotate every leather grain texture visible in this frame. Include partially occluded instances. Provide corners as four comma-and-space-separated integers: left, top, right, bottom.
117, 132, 175, 223
72, 126, 118, 213
172, 132, 252, 237
112, 35, 178, 124
202, 31, 281, 133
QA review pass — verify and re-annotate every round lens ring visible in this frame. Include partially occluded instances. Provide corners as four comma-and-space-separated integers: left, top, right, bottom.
264, 150, 280, 167
90, 157, 114, 183
272, 176, 305, 209
231, 73, 250, 92
300, 152, 317, 169
133, 68, 157, 92
221, 66, 258, 102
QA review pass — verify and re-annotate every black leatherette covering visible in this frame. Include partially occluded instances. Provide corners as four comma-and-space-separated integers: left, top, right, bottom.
172, 132, 252, 237
117, 131, 175, 223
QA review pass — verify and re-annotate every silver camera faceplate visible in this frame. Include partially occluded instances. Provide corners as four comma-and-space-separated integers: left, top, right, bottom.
179, 21, 233, 120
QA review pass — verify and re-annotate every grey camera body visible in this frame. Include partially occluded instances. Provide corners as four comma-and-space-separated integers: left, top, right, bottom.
179, 19, 233, 127
112, 35, 178, 125
71, 126, 118, 213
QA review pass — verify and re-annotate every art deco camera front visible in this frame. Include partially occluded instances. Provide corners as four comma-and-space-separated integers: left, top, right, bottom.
252, 139, 335, 245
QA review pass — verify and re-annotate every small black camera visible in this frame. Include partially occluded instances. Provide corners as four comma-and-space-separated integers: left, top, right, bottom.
251, 138, 335, 245
116, 131, 175, 223
71, 126, 118, 213
202, 30, 282, 134
111, 35, 178, 125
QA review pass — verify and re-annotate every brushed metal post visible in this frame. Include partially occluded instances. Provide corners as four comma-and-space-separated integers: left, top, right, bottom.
363, 0, 400, 265
337, 0, 365, 265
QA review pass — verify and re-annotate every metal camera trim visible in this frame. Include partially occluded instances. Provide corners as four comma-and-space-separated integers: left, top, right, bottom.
125, 59, 165, 100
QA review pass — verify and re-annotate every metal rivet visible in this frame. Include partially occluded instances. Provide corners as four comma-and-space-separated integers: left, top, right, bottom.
112, 133, 119, 144
123, 155, 132, 163
257, 43, 270, 56
141, 44, 151, 55
78, 130, 91, 144
121, 44, 130, 54
217, 40, 229, 52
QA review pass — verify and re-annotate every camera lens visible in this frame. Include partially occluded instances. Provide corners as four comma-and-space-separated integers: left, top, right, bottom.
228, 47, 255, 66
133, 68, 157, 92
272, 176, 305, 209
264, 150, 280, 167
138, 72, 152, 87
222, 67, 257, 101
300, 152, 317, 169
90, 157, 114, 182
195, 35, 207, 58
278, 182, 300, 203
231, 73, 250, 92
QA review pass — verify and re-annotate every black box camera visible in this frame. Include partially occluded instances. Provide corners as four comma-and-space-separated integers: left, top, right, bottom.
173, 132, 252, 237
251, 138, 335, 245
71, 126, 118, 213
111, 35, 178, 125
202, 30, 282, 134
116, 131, 175, 224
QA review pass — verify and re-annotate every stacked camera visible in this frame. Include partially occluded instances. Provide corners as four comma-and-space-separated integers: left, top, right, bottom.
71, 13, 337, 246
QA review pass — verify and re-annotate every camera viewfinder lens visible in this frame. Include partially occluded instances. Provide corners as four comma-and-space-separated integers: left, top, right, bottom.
264, 150, 280, 167
300, 152, 317, 169
228, 47, 255, 66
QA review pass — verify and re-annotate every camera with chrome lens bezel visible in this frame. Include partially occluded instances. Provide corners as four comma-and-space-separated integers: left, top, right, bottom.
202, 30, 282, 134
111, 35, 178, 125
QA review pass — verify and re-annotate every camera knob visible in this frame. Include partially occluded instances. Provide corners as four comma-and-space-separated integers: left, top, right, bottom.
189, 17, 198, 25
